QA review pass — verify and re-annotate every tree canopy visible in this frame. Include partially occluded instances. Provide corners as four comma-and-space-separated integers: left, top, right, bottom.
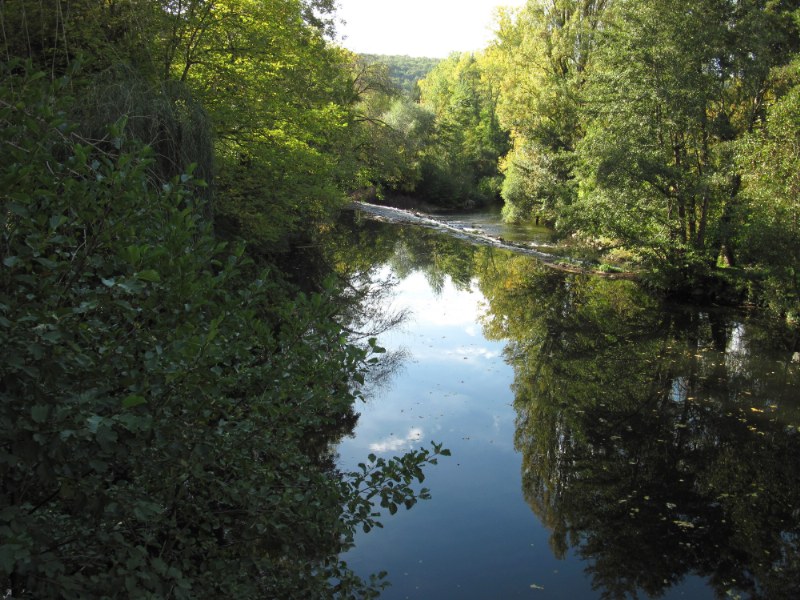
343, 0, 795, 322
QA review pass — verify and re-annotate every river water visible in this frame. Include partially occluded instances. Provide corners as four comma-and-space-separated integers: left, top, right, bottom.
334, 212, 800, 600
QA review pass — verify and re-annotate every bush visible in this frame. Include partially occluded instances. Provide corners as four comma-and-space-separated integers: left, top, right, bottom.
0, 65, 442, 598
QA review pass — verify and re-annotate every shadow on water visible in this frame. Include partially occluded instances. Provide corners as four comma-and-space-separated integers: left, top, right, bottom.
329, 213, 800, 599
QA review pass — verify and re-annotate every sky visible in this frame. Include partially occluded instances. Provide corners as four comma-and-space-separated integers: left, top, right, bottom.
334, 0, 528, 58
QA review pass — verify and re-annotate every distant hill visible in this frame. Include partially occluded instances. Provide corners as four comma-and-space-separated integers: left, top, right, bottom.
360, 54, 441, 95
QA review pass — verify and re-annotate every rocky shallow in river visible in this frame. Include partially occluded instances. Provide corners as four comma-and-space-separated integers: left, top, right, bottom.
350, 201, 636, 278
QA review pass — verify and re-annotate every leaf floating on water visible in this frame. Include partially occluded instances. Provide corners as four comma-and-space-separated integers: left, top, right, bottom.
673, 520, 695, 529
530, 583, 545, 590
750, 407, 764, 413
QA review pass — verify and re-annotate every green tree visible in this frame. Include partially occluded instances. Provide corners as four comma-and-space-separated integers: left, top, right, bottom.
334, 56, 436, 196
489, 0, 608, 224
154, 0, 357, 248
0, 0, 376, 250
0, 66, 445, 598
359, 54, 441, 97
575, 0, 798, 287
416, 52, 509, 207
736, 51, 800, 320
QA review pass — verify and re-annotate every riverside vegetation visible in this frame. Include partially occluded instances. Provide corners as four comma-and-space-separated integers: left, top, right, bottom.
0, 0, 798, 598
363, 1, 800, 316
0, 1, 447, 597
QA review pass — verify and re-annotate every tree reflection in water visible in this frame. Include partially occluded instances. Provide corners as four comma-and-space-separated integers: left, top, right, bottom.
333, 214, 800, 599
479, 255, 800, 600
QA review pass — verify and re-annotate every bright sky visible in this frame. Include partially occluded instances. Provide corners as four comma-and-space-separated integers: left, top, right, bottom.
335, 0, 528, 58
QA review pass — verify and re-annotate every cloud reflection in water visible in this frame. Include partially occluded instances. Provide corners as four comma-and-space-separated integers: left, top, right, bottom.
369, 427, 424, 454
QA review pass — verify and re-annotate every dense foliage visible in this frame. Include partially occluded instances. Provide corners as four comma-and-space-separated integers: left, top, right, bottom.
359, 54, 441, 96
0, 1, 447, 597
363, 1, 799, 314
347, 52, 510, 209
486, 0, 800, 312
416, 53, 510, 206
2, 0, 798, 592
735, 54, 800, 317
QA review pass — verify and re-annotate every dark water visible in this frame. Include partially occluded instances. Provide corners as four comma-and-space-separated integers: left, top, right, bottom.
335, 216, 800, 600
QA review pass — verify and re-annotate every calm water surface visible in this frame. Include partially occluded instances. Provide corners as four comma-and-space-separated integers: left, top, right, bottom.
438, 206, 555, 245
335, 216, 800, 600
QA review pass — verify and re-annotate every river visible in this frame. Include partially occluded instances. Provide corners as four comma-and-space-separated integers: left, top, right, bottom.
334, 208, 800, 600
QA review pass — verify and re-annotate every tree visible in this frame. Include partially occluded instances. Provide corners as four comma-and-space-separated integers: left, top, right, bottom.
416, 52, 509, 207
489, 0, 608, 224
154, 0, 358, 248
736, 50, 800, 319
575, 0, 798, 287
1, 2, 453, 595
0, 65, 445, 598
358, 54, 441, 97
331, 56, 437, 196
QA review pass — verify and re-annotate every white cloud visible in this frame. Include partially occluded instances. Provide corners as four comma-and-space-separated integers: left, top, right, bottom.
394, 273, 486, 329
369, 427, 423, 453
449, 345, 501, 361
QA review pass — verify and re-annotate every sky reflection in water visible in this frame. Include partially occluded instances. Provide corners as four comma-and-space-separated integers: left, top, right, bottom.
335, 217, 800, 599
337, 269, 711, 599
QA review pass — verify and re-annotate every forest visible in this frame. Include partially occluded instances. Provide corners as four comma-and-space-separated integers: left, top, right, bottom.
358, 54, 440, 96
362, 1, 800, 317
0, 0, 798, 597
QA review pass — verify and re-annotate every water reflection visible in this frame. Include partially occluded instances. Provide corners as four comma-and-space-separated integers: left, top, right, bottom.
480, 255, 800, 599
332, 213, 800, 599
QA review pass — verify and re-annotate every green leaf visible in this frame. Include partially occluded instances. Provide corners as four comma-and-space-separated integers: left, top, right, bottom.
0, 544, 29, 573
49, 215, 67, 230
8, 203, 29, 217
136, 270, 161, 283
86, 415, 103, 433
31, 405, 49, 423
122, 395, 146, 409
40, 329, 62, 343
95, 425, 118, 451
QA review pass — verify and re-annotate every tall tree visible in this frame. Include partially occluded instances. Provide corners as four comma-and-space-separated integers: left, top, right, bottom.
575, 0, 799, 285
416, 52, 509, 206
155, 0, 357, 247
736, 47, 800, 318
489, 0, 608, 224
0, 3, 448, 596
